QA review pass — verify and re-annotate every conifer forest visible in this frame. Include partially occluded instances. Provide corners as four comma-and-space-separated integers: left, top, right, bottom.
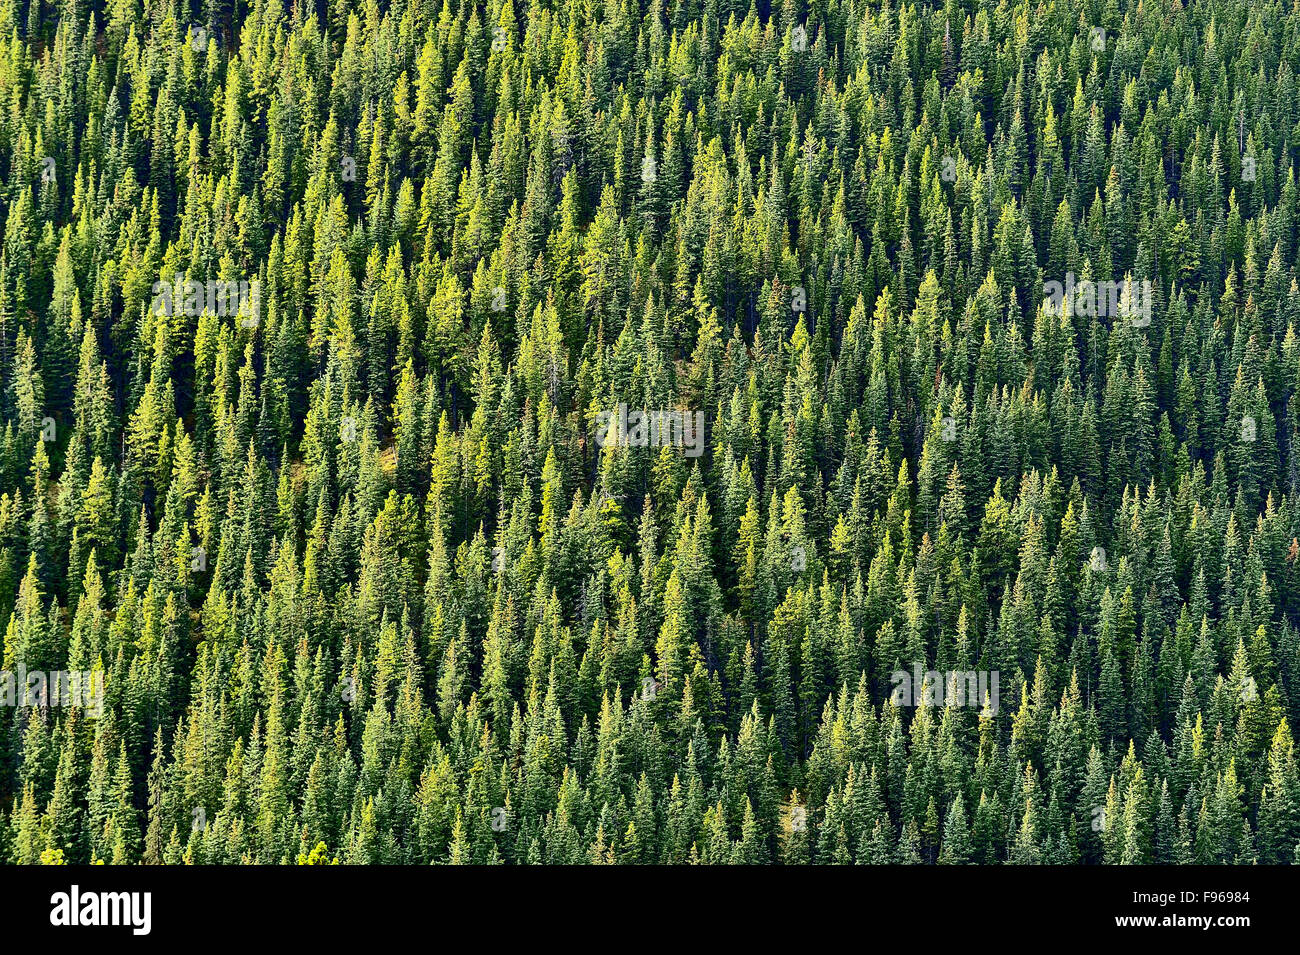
3, 0, 1300, 867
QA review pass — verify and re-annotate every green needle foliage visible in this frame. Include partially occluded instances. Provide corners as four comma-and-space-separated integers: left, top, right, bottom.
0, 0, 1298, 865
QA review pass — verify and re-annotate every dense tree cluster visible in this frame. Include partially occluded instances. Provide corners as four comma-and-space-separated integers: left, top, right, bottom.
1, 0, 1299, 864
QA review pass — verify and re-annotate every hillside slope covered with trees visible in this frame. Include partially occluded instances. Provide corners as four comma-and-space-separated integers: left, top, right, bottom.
1, 0, 1300, 864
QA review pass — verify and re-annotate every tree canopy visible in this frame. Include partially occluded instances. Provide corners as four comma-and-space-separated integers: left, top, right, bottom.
1, 0, 1299, 864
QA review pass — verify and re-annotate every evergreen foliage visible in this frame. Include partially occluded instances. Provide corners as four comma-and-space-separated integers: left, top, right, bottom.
0, 0, 1298, 864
